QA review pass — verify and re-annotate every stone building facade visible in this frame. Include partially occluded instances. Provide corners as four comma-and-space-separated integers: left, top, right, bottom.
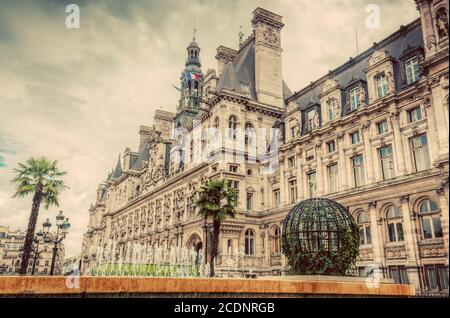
0, 226, 65, 275
81, 3, 449, 295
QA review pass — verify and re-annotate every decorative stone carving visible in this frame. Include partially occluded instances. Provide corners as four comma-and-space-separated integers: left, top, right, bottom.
367, 49, 390, 67
436, 8, 449, 39
263, 28, 278, 45
426, 35, 437, 51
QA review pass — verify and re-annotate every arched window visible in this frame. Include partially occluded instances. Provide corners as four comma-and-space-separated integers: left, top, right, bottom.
227, 239, 233, 254
272, 226, 281, 254
419, 199, 442, 239
357, 211, 372, 245
385, 206, 404, 242
245, 229, 255, 255
229, 116, 238, 139
245, 123, 255, 146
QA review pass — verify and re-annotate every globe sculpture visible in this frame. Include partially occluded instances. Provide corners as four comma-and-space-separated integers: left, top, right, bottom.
281, 198, 360, 276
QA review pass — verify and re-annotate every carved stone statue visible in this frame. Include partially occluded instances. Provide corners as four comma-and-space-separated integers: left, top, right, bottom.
436, 9, 449, 39
359, 87, 366, 106
386, 71, 395, 94
312, 110, 320, 129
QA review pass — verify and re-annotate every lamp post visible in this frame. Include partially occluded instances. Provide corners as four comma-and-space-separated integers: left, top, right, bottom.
30, 230, 49, 275
42, 211, 71, 276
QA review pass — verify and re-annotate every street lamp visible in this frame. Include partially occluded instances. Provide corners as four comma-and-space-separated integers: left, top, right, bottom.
42, 210, 71, 275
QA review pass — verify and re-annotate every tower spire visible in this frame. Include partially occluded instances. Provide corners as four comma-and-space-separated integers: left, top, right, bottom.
239, 25, 244, 45
193, 17, 197, 41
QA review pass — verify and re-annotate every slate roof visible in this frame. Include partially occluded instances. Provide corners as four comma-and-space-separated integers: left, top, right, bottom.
130, 141, 150, 171
111, 156, 123, 179
288, 19, 423, 110
216, 38, 292, 102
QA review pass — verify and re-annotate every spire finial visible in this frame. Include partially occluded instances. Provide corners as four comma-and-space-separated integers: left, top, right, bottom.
239, 25, 244, 45
193, 17, 197, 41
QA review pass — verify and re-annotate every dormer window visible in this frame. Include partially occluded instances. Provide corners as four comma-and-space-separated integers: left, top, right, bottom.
350, 87, 360, 111
375, 73, 388, 98
405, 57, 420, 85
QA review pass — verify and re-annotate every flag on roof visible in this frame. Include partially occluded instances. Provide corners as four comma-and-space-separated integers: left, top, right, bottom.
185, 71, 201, 81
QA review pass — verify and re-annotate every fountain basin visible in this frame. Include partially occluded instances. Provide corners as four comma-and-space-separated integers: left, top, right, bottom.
0, 276, 415, 297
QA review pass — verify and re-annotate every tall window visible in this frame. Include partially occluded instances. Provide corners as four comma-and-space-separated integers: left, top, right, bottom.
405, 57, 420, 85
386, 206, 404, 242
375, 73, 388, 98
357, 211, 372, 245
377, 120, 389, 134
289, 120, 297, 139
245, 123, 254, 145
273, 190, 280, 208
420, 199, 442, 239
379, 145, 394, 180
327, 140, 336, 153
289, 179, 298, 204
246, 192, 253, 211
351, 131, 361, 144
245, 229, 255, 255
272, 226, 281, 254
228, 116, 237, 139
352, 155, 365, 187
389, 266, 409, 284
350, 87, 360, 111
328, 164, 339, 193
411, 134, 430, 172
327, 98, 336, 121
408, 107, 422, 123
287, 156, 296, 168
307, 172, 317, 198
425, 265, 449, 291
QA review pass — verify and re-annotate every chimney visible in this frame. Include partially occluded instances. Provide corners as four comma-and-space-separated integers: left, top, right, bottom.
252, 7, 284, 108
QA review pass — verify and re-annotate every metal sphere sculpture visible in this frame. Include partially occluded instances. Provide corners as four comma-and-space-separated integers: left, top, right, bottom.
281, 198, 360, 276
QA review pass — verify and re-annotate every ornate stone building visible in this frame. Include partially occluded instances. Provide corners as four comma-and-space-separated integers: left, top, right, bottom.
81, 3, 449, 295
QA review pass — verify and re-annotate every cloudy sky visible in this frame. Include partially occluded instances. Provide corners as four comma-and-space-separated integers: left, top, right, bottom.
0, 0, 419, 257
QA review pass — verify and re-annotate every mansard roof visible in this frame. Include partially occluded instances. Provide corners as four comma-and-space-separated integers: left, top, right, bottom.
216, 37, 292, 102
130, 141, 150, 171
287, 18, 423, 109
111, 156, 123, 179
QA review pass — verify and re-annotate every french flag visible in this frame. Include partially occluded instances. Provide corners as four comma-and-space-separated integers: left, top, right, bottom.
185, 71, 201, 81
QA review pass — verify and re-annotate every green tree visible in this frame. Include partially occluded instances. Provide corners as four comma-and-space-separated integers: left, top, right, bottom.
11, 157, 68, 274
196, 179, 238, 277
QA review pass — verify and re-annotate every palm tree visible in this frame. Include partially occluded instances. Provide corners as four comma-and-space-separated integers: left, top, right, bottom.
196, 179, 238, 277
11, 157, 68, 274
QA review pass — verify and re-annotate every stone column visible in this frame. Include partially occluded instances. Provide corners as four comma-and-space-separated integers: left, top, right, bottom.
363, 123, 375, 183
279, 157, 286, 206
337, 133, 348, 189
431, 86, 450, 160
400, 195, 421, 291
296, 147, 304, 201
316, 144, 324, 196
368, 202, 383, 265
437, 185, 449, 266
423, 102, 440, 165
416, 0, 437, 56
390, 113, 407, 176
